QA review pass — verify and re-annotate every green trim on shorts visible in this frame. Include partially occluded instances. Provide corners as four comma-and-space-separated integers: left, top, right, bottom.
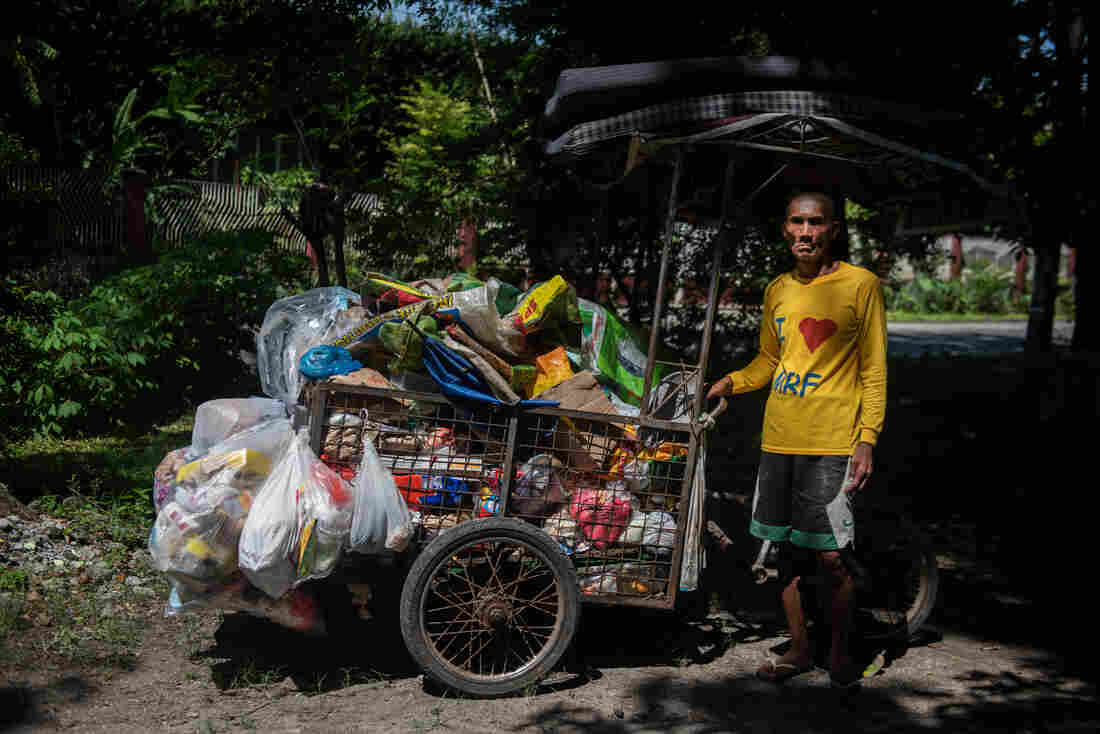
750, 519, 791, 542
790, 528, 840, 550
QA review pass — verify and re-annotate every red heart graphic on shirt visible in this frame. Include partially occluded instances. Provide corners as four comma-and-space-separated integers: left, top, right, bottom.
799, 317, 837, 353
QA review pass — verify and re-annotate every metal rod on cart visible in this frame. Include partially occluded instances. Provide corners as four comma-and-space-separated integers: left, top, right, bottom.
691, 159, 737, 422
640, 147, 684, 417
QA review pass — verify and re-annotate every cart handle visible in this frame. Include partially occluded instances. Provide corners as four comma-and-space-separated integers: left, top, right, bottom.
697, 397, 728, 431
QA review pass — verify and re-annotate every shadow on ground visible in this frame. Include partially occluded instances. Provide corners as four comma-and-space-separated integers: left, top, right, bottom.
516, 661, 1100, 733
0, 676, 97, 732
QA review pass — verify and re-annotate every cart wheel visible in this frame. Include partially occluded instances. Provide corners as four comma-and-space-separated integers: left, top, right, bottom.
399, 517, 580, 698
854, 509, 940, 639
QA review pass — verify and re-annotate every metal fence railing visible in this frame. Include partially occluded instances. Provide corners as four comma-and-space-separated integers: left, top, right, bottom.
1, 167, 124, 259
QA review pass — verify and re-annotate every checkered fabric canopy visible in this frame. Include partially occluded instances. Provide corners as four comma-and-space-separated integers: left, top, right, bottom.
538, 58, 1001, 210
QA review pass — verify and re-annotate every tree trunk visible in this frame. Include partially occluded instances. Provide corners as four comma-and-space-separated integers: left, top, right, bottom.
333, 207, 347, 289
1025, 241, 1060, 353
1071, 243, 1096, 349
312, 235, 330, 287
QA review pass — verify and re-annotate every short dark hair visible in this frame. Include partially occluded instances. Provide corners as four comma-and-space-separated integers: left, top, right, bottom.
785, 190, 836, 220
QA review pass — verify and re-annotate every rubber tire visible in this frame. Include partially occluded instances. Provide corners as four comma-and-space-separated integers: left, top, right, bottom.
900, 545, 939, 637
399, 517, 581, 698
854, 509, 940, 638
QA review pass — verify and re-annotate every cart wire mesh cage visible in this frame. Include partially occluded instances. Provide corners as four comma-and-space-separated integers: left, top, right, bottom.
304, 368, 700, 610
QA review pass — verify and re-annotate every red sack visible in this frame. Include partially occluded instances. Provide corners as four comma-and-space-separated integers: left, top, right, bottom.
569, 486, 633, 548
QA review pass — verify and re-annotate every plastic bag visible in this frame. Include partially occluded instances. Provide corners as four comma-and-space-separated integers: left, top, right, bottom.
150, 488, 252, 593
543, 507, 588, 554
201, 417, 295, 467
511, 454, 568, 518
578, 298, 671, 407
256, 286, 362, 407
349, 437, 414, 555
238, 432, 354, 599
579, 563, 662, 595
529, 347, 576, 398
299, 345, 363, 379
151, 418, 294, 576
327, 282, 510, 358
153, 447, 190, 513
569, 483, 636, 548
623, 510, 678, 557
165, 578, 326, 636
509, 275, 571, 335
191, 398, 286, 457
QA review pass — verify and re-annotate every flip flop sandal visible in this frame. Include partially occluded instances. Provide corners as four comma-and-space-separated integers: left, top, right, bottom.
756, 658, 814, 683
829, 669, 864, 690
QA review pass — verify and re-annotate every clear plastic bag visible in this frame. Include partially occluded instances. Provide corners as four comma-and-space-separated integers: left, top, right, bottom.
349, 438, 414, 555
197, 417, 295, 469
238, 431, 354, 599
164, 578, 326, 636
256, 286, 362, 407
149, 490, 251, 594
190, 398, 286, 457
511, 454, 568, 518
150, 418, 295, 592
153, 446, 190, 513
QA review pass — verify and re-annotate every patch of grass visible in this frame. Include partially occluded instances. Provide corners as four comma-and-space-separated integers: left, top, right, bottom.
4, 412, 193, 514
227, 658, 287, 689
410, 706, 444, 733
28, 577, 148, 670
0, 569, 29, 592
887, 311, 1030, 322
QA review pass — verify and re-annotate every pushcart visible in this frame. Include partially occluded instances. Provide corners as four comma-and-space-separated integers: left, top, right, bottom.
301, 56, 1009, 698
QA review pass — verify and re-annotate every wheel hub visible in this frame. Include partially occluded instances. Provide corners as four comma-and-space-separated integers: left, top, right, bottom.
476, 594, 513, 628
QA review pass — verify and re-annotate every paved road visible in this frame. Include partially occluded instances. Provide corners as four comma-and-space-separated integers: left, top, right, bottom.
887, 320, 1073, 357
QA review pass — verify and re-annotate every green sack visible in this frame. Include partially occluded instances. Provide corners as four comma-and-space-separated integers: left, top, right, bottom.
493, 280, 523, 317
577, 299, 669, 406
379, 316, 438, 374
446, 272, 485, 293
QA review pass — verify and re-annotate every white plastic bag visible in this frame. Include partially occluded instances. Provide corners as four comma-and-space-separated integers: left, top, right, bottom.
623, 510, 678, 557
349, 438, 413, 554
238, 431, 354, 599
191, 398, 286, 456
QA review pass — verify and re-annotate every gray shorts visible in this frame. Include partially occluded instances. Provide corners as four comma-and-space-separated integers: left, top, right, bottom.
749, 452, 854, 551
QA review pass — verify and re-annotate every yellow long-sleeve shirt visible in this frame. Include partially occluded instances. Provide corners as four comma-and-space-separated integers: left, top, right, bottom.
727, 261, 887, 455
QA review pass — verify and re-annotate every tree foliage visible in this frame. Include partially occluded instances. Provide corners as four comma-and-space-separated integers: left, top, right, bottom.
1, 231, 310, 441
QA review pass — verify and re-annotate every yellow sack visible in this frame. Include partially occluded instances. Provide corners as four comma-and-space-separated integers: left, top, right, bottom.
529, 346, 575, 398
512, 275, 569, 335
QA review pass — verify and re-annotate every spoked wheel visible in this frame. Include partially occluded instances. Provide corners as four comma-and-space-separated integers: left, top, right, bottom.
853, 508, 940, 639
399, 518, 580, 698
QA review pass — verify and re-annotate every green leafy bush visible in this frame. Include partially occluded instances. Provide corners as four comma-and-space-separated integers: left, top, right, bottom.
1, 230, 310, 440
883, 262, 1026, 316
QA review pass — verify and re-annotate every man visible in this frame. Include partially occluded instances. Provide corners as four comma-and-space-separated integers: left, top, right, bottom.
705, 191, 887, 688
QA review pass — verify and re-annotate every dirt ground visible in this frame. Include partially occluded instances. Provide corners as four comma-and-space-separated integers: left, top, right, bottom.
4, 350, 1099, 733
3, 522, 1097, 734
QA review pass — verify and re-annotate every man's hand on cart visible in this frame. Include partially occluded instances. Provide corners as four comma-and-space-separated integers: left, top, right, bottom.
705, 376, 732, 401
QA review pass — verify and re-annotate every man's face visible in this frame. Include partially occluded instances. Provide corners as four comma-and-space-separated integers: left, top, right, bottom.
783, 194, 838, 268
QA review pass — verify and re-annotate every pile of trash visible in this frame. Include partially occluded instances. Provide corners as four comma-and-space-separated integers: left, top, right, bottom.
148, 397, 413, 634
148, 271, 698, 633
